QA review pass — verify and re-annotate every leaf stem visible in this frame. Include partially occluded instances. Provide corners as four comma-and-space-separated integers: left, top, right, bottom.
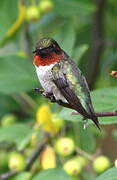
76, 147, 93, 161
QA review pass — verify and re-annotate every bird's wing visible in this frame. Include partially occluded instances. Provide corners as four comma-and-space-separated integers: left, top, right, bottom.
51, 61, 90, 119
67, 58, 96, 116
51, 58, 100, 130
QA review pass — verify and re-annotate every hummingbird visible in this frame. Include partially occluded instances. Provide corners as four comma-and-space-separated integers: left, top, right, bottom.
33, 37, 100, 130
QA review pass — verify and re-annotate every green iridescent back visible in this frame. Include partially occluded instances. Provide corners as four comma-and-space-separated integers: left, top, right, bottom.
51, 55, 95, 115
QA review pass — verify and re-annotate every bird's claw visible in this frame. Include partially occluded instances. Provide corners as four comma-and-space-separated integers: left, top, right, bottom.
42, 92, 52, 98
34, 88, 44, 93
34, 88, 56, 102
43, 92, 56, 102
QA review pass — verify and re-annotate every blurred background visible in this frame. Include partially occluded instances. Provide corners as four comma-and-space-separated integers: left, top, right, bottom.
0, 0, 117, 179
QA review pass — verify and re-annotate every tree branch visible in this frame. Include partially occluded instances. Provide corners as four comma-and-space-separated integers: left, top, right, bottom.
0, 134, 49, 180
25, 138, 47, 171
86, 0, 107, 89
72, 111, 117, 117
0, 171, 16, 180
35, 89, 117, 118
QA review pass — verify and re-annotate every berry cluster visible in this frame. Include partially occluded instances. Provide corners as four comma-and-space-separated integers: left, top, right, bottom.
25, 0, 53, 22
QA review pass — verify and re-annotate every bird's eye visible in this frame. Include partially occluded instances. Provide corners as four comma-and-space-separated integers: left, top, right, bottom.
50, 44, 55, 49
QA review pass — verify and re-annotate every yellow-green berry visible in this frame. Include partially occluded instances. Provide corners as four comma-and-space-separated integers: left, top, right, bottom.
1, 114, 16, 126
114, 159, 117, 167
39, 0, 53, 13
54, 137, 75, 156
25, 6, 41, 21
74, 156, 87, 168
93, 156, 110, 173
63, 159, 81, 175
8, 153, 26, 172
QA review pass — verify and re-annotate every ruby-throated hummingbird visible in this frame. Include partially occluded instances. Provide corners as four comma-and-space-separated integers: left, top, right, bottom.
33, 37, 100, 130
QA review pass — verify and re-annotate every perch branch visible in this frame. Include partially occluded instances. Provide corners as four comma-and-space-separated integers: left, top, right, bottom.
35, 88, 117, 118
72, 111, 117, 117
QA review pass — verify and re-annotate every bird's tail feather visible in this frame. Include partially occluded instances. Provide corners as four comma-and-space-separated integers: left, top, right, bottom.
91, 115, 101, 131
87, 105, 101, 131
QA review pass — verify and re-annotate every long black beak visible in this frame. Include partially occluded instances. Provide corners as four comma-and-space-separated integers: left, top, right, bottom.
33, 48, 50, 58
33, 49, 37, 53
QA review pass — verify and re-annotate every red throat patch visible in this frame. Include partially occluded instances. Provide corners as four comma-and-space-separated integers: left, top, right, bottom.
33, 53, 63, 66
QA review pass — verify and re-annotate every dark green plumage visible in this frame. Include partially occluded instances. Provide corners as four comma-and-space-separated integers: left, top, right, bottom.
34, 37, 100, 130
51, 54, 100, 130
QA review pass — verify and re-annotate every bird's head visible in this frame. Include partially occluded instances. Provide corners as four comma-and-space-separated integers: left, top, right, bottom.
33, 37, 63, 66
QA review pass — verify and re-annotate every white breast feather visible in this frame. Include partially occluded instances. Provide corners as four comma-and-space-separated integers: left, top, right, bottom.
35, 64, 67, 102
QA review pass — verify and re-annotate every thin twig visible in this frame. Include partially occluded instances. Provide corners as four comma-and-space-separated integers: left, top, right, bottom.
0, 135, 49, 180
25, 139, 47, 171
72, 111, 117, 117
76, 147, 101, 161
0, 171, 16, 180
35, 89, 117, 118
76, 147, 93, 160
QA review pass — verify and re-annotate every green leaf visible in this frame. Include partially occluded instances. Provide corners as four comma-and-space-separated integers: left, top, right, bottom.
11, 172, 31, 180
54, 25, 75, 56
80, 129, 96, 153
58, 87, 117, 125
73, 44, 89, 63
32, 168, 71, 180
0, 94, 19, 117
0, 56, 37, 94
54, 0, 95, 17
95, 167, 117, 180
75, 122, 96, 153
13, 172, 32, 180
0, 0, 18, 41
92, 87, 117, 112
0, 124, 32, 150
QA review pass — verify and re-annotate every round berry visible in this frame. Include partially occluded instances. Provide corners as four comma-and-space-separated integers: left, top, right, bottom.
8, 152, 26, 171
114, 159, 117, 167
39, 0, 53, 13
75, 156, 87, 168
54, 137, 75, 156
93, 156, 110, 173
1, 114, 16, 126
25, 6, 41, 21
63, 159, 81, 175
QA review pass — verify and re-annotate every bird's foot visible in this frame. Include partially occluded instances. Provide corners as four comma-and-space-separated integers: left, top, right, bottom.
43, 92, 56, 102
35, 88, 56, 102
34, 88, 44, 94
42, 91, 52, 98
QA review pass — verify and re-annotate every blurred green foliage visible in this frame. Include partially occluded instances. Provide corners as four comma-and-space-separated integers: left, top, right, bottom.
0, 0, 117, 180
